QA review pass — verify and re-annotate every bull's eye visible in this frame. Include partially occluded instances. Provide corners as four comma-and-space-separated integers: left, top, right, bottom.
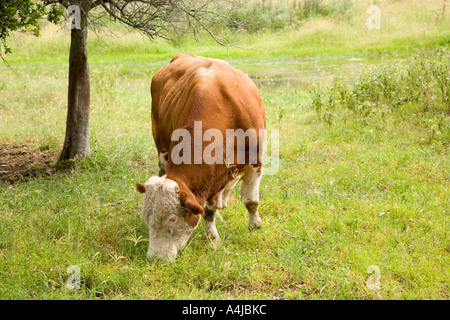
168, 217, 177, 224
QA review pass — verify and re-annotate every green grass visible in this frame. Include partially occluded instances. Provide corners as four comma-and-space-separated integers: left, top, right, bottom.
0, 0, 449, 299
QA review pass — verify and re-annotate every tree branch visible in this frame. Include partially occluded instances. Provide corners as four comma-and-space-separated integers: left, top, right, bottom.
94, 0, 236, 45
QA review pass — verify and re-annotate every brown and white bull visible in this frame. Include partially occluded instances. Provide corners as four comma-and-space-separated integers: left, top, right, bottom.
136, 53, 266, 262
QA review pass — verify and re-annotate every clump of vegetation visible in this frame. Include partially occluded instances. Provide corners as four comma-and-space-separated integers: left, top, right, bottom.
297, 0, 353, 19
310, 48, 450, 151
311, 48, 450, 120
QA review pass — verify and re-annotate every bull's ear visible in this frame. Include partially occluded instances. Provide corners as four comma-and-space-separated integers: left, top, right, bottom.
184, 211, 202, 228
183, 197, 204, 216
181, 196, 203, 228
176, 180, 204, 227
136, 183, 146, 194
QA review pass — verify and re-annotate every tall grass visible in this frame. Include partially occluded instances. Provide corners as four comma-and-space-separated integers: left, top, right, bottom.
227, 0, 353, 33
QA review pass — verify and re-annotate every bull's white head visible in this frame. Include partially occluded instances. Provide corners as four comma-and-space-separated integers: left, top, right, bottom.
136, 176, 203, 262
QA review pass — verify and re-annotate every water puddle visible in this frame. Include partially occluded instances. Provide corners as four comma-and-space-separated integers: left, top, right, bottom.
230, 54, 401, 90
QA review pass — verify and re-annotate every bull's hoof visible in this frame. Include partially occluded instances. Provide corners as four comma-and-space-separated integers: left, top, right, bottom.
205, 225, 220, 247
248, 218, 263, 230
206, 233, 221, 248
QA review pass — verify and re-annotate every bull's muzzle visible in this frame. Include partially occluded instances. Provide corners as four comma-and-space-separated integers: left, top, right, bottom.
146, 247, 177, 263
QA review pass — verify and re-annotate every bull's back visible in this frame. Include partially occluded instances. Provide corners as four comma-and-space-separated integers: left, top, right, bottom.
151, 53, 232, 118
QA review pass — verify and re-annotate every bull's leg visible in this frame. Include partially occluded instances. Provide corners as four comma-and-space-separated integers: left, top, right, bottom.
241, 165, 263, 230
158, 152, 168, 176
204, 207, 220, 244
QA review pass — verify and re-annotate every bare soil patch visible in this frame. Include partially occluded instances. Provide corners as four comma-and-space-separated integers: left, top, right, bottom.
0, 140, 59, 184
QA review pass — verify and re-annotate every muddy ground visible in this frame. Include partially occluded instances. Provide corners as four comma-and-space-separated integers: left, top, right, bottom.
0, 140, 59, 184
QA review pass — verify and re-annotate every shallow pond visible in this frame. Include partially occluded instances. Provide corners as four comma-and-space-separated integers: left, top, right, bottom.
229, 54, 402, 90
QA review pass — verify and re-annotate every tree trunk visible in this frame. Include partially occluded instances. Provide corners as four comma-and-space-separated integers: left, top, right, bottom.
59, 2, 91, 162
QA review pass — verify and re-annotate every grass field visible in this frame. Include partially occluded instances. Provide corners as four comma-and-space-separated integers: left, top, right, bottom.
0, 0, 449, 299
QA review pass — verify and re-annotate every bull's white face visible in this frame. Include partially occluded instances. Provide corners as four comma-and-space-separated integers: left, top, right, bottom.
137, 176, 199, 262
